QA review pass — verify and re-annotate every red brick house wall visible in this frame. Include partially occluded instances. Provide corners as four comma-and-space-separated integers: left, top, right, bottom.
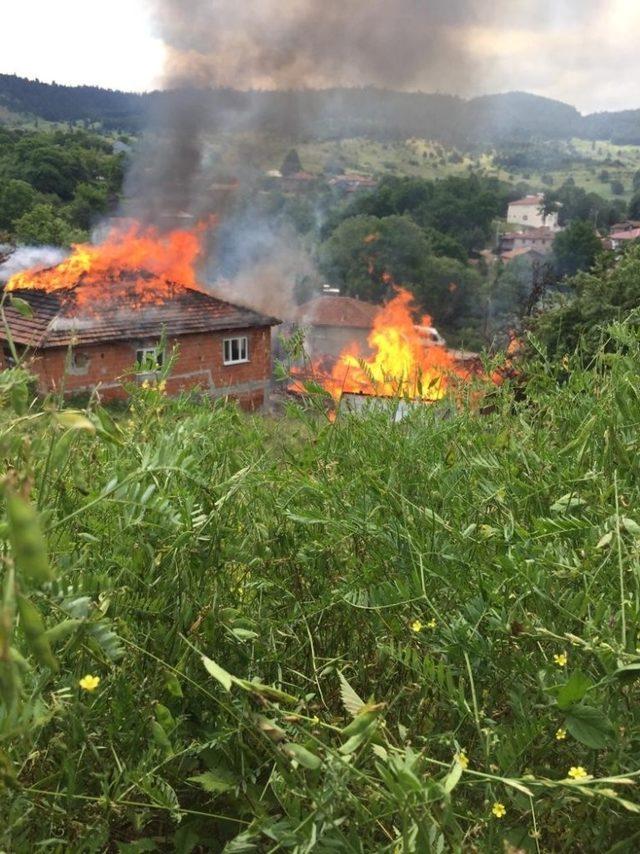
0, 326, 272, 409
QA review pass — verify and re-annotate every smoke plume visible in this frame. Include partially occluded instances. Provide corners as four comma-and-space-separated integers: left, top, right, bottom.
151, 0, 481, 92
129, 1, 595, 314
130, 0, 494, 223
0, 246, 68, 283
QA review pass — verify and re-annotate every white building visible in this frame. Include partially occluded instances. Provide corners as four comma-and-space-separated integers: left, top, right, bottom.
507, 194, 560, 231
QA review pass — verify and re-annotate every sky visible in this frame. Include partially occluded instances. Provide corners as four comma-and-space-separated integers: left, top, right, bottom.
1, 0, 639, 114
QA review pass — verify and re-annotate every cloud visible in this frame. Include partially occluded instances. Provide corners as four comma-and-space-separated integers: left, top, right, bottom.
1, 0, 638, 111
463, 1, 640, 112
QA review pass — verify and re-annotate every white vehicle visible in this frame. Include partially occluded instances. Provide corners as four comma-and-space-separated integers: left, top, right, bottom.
415, 325, 447, 347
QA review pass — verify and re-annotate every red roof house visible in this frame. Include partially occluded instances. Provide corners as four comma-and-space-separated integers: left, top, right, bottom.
292, 296, 381, 360
0, 277, 280, 408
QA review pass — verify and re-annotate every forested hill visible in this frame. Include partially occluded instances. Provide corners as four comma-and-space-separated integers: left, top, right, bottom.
0, 74, 146, 130
2, 72, 640, 144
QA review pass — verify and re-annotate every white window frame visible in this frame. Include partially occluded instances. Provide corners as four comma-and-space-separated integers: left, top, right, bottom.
135, 345, 164, 373
223, 336, 249, 366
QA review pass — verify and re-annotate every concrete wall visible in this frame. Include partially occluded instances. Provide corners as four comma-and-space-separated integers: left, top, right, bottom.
0, 326, 272, 410
507, 204, 559, 231
305, 325, 371, 360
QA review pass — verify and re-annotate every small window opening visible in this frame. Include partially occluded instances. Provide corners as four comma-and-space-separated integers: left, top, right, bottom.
223, 336, 249, 365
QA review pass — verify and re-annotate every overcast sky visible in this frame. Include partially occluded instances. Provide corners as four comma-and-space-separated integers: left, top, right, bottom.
1, 0, 638, 114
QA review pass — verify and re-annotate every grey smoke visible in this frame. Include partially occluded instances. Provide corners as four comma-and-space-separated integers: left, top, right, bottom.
0, 246, 68, 283
130, 0, 498, 222
148, 1, 604, 92
129, 0, 598, 313
152, 0, 480, 92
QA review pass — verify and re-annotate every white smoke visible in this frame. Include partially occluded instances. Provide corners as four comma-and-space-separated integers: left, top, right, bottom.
0, 246, 68, 283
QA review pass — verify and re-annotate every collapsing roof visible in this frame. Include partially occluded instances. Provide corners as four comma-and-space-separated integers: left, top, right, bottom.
1, 275, 280, 349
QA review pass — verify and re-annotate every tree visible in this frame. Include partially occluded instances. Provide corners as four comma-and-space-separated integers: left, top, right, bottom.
633, 170, 640, 192
628, 193, 640, 220
413, 253, 483, 332
318, 213, 482, 334
326, 174, 508, 254
553, 221, 602, 277
16, 144, 83, 200
598, 169, 611, 183
14, 204, 86, 246
0, 179, 37, 231
64, 182, 109, 230
610, 179, 625, 196
281, 149, 303, 177
319, 215, 432, 303
544, 180, 624, 228
533, 243, 640, 359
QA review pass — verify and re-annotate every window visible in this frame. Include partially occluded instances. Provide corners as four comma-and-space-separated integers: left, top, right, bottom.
223, 336, 249, 365
135, 345, 164, 372
69, 350, 91, 375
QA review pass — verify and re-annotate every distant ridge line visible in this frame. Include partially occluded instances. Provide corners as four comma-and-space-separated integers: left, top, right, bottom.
1, 73, 639, 144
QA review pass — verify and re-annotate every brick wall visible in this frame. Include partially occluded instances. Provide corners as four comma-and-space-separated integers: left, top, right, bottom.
3, 327, 272, 409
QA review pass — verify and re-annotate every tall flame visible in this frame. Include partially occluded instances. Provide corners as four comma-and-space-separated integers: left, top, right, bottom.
5, 220, 212, 308
295, 288, 476, 403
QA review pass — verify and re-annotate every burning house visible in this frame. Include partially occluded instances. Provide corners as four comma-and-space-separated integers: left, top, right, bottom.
0, 224, 280, 408
294, 296, 382, 360
291, 288, 487, 409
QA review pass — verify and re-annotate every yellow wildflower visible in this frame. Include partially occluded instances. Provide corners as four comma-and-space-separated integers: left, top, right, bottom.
411, 619, 423, 633
426, 618, 437, 630
491, 802, 506, 819
158, 380, 167, 394
553, 652, 568, 668
79, 674, 100, 692
455, 749, 469, 769
141, 380, 150, 390
568, 766, 590, 780
555, 728, 567, 741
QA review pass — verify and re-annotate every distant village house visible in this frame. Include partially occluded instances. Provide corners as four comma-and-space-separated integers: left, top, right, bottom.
507, 194, 560, 231
609, 222, 640, 250
328, 173, 378, 193
499, 226, 556, 262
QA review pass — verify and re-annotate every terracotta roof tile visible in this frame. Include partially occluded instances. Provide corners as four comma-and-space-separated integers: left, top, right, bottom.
295, 296, 380, 329
1, 278, 280, 349
611, 228, 640, 241
509, 194, 545, 207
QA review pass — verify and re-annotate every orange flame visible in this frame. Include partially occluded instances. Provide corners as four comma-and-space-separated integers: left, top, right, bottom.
5, 219, 213, 308
295, 288, 477, 403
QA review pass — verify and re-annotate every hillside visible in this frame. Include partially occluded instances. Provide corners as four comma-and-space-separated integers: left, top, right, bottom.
2, 73, 640, 143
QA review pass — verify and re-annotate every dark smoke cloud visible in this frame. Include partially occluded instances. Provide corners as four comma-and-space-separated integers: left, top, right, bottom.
127, 0, 607, 313
152, 0, 481, 92
131, 0, 604, 224
129, 0, 490, 225
148, 1, 608, 92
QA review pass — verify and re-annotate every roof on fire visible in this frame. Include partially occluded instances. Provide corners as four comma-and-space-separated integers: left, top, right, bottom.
0, 281, 280, 349
295, 295, 380, 329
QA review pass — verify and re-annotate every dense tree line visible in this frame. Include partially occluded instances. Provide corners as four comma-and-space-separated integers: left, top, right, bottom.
544, 178, 626, 229
0, 128, 124, 245
4, 74, 640, 143
0, 74, 145, 131
532, 242, 640, 358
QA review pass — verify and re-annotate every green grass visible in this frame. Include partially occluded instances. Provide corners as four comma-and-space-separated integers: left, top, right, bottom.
1, 326, 640, 851
253, 134, 640, 200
